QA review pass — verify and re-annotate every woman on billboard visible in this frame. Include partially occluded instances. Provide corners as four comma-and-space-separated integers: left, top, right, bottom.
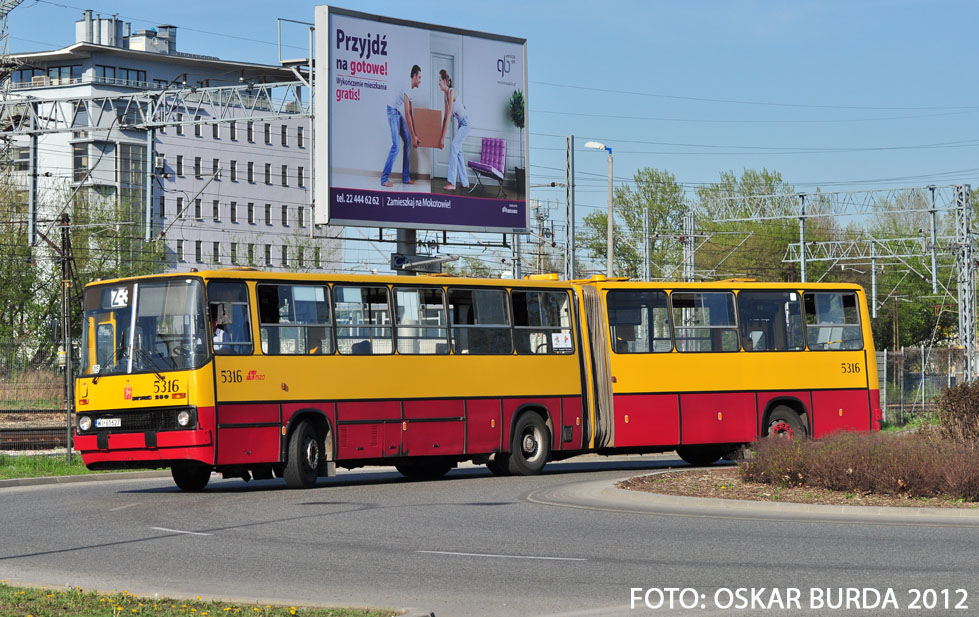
437, 69, 470, 191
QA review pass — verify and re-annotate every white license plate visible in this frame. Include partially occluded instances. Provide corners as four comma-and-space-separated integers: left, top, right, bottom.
95, 418, 122, 428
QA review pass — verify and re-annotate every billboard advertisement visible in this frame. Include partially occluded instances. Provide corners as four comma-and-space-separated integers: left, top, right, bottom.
314, 6, 529, 233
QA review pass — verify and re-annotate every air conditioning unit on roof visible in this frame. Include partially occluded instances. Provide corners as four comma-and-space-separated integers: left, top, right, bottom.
32, 75, 51, 87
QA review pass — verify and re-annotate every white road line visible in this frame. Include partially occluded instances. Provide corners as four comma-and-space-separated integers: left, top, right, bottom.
416, 550, 585, 561
109, 503, 138, 512
150, 526, 212, 536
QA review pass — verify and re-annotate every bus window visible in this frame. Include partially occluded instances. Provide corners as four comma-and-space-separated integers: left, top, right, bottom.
804, 292, 863, 350
395, 287, 448, 354
207, 281, 253, 355
672, 291, 739, 353
257, 284, 332, 355
606, 290, 671, 353
737, 291, 804, 351
448, 288, 512, 355
512, 290, 574, 354
334, 286, 393, 355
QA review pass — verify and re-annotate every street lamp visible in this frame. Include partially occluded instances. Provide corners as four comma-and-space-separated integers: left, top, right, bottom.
585, 141, 613, 277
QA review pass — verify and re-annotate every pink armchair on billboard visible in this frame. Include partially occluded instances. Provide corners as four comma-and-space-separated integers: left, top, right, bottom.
467, 137, 507, 198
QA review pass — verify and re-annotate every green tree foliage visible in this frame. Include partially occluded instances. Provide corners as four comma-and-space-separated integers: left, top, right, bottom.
444, 256, 495, 278
577, 167, 686, 279
694, 169, 840, 281
0, 180, 47, 344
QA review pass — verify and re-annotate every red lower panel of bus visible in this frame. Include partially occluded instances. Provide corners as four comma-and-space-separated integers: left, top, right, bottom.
405, 420, 465, 456
680, 392, 757, 445
811, 389, 871, 438
870, 389, 883, 431
75, 429, 213, 467
560, 397, 583, 450
466, 399, 503, 453
216, 427, 280, 465
613, 394, 679, 447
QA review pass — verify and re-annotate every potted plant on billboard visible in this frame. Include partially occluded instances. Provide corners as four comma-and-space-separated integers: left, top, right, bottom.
508, 89, 525, 190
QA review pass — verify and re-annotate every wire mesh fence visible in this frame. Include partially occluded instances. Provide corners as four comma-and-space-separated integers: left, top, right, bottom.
878, 347, 965, 425
0, 343, 71, 451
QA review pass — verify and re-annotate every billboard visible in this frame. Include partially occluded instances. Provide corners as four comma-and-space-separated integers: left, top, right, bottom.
313, 6, 529, 233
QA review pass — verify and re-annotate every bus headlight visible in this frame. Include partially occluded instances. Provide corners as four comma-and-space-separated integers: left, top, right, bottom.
78, 416, 92, 432
176, 410, 191, 427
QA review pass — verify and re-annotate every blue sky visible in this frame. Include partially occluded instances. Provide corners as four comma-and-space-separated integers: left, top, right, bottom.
11, 0, 979, 230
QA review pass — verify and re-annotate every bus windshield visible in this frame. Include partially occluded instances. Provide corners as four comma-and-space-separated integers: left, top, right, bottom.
81, 278, 208, 377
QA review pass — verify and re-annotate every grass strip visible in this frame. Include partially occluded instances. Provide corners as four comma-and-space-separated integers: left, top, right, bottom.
0, 581, 396, 617
0, 453, 108, 480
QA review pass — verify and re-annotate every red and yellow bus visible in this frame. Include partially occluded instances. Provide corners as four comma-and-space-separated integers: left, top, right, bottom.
73, 270, 881, 490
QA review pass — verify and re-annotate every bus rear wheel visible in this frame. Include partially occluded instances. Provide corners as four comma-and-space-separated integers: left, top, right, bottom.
676, 446, 724, 467
506, 413, 550, 476
766, 406, 807, 439
171, 463, 211, 491
395, 458, 454, 481
284, 421, 320, 489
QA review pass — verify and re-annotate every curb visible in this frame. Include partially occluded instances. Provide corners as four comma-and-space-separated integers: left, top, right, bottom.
0, 470, 171, 488
529, 468, 979, 526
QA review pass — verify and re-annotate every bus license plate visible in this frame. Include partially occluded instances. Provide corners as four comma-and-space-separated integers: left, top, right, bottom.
96, 418, 122, 428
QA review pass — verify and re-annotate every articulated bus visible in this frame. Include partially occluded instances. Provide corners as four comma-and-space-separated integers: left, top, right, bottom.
73, 269, 881, 490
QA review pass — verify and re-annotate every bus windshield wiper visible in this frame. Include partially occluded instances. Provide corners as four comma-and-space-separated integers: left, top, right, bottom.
131, 346, 166, 382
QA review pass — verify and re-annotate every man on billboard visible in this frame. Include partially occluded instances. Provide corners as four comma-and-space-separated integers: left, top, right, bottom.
381, 64, 422, 187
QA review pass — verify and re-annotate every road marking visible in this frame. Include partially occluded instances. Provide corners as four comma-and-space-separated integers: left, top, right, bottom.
109, 503, 138, 512
416, 550, 585, 561
150, 527, 212, 536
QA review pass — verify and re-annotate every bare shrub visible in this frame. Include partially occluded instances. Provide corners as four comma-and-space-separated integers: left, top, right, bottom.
935, 381, 979, 441
740, 431, 979, 501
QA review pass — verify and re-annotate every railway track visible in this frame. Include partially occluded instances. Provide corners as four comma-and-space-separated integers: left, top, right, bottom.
0, 426, 70, 450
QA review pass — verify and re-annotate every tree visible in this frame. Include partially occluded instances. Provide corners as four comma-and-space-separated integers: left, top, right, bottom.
444, 256, 495, 278
577, 167, 686, 279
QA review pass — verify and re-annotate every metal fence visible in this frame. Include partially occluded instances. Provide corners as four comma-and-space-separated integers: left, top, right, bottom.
877, 347, 964, 424
0, 343, 71, 451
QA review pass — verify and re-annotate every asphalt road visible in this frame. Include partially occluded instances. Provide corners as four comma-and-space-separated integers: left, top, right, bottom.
2, 455, 978, 617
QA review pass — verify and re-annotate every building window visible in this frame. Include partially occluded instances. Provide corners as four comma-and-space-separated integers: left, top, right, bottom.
281, 245, 289, 267
195, 240, 202, 262
281, 165, 288, 186
264, 123, 271, 145
297, 126, 305, 148
213, 242, 221, 264
176, 239, 184, 262
230, 201, 237, 223
175, 154, 183, 176
72, 144, 88, 182
230, 120, 237, 141
297, 247, 304, 268
247, 162, 254, 183
298, 207, 305, 228
281, 124, 288, 146
281, 205, 289, 226
264, 203, 272, 225
95, 65, 116, 83
212, 158, 220, 178
194, 198, 202, 219
176, 113, 184, 135
118, 67, 146, 86
212, 199, 220, 221
247, 121, 254, 142
177, 196, 185, 218
297, 166, 304, 188
212, 123, 219, 139
264, 163, 271, 185
264, 244, 272, 266
247, 244, 255, 265
159, 195, 166, 218
230, 160, 237, 182
230, 242, 238, 264
194, 156, 201, 178
314, 247, 321, 268
248, 202, 255, 224
194, 117, 202, 137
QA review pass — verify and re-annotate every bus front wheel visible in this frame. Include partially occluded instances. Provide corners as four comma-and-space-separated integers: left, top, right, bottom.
766, 406, 807, 439
284, 421, 320, 489
506, 413, 550, 476
171, 463, 211, 491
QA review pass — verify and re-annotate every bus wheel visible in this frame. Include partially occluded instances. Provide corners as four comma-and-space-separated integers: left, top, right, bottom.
676, 446, 724, 467
766, 406, 807, 439
507, 413, 550, 476
284, 421, 320, 489
171, 463, 210, 491
395, 459, 453, 481
486, 454, 511, 476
